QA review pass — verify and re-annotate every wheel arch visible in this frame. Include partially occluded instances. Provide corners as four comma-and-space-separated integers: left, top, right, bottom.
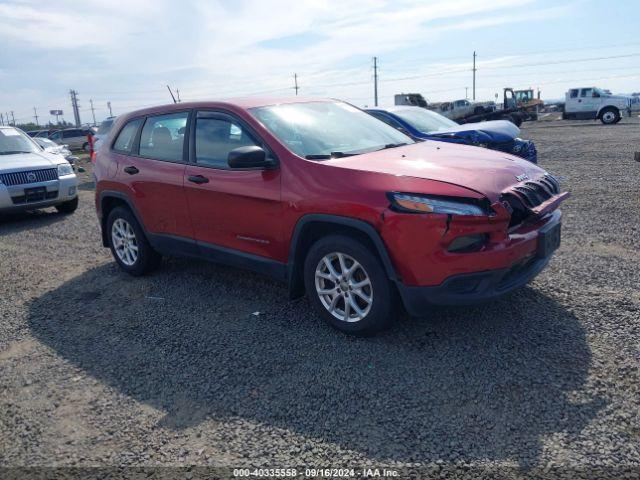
99, 191, 146, 247
286, 214, 398, 299
597, 105, 619, 118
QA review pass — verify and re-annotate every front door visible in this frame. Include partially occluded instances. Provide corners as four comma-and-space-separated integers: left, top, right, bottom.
183, 111, 283, 262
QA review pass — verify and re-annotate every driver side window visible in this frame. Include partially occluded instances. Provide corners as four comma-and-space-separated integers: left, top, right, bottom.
195, 115, 261, 169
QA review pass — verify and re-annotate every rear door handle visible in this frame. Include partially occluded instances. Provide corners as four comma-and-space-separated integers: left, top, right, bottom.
188, 175, 209, 184
124, 166, 139, 175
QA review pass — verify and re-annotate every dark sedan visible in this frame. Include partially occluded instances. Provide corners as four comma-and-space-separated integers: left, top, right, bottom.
366, 106, 537, 163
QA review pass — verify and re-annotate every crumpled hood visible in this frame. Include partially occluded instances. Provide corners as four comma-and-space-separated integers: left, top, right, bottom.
1, 151, 61, 171
427, 120, 520, 143
329, 141, 548, 202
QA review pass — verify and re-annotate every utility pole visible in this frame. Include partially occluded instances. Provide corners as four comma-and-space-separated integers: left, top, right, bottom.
472, 51, 477, 101
293, 73, 299, 95
373, 56, 379, 107
33, 107, 39, 126
465, 87, 468, 99
107, 101, 113, 117
10, 111, 15, 125
0, 113, 4, 126
90, 99, 96, 126
176, 89, 181, 102
69, 89, 81, 126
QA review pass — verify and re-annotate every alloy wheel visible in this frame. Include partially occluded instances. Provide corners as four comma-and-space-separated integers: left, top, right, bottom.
314, 252, 373, 322
111, 218, 139, 266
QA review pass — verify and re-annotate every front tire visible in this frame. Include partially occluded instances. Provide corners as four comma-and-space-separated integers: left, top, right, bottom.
107, 206, 161, 276
303, 235, 396, 336
600, 107, 620, 125
55, 197, 78, 214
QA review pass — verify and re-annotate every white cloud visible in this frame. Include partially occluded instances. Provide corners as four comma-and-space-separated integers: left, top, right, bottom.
1, 0, 622, 121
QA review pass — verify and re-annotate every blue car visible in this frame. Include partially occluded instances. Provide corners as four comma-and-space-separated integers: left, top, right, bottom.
366, 106, 537, 163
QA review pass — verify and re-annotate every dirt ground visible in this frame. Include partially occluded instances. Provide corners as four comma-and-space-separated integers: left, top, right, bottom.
1, 117, 639, 478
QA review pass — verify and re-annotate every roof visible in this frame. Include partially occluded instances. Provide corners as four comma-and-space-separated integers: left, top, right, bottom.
121, 96, 335, 119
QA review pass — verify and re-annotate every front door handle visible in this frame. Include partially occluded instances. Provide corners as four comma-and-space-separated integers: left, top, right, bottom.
124, 166, 139, 175
188, 175, 209, 184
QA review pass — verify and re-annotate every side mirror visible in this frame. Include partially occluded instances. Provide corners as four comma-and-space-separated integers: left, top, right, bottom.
227, 146, 275, 169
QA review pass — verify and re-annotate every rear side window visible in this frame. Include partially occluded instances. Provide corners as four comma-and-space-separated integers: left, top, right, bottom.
139, 112, 188, 162
194, 115, 261, 168
570, 89, 579, 98
113, 118, 143, 153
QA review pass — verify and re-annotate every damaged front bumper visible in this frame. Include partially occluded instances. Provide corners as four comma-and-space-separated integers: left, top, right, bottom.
395, 209, 562, 314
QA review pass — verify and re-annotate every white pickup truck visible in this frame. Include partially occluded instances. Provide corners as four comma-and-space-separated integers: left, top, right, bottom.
393, 94, 495, 121
427, 99, 496, 121
562, 87, 639, 124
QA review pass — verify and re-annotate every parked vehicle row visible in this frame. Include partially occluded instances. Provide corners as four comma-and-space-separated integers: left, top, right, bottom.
366, 106, 538, 163
27, 127, 95, 151
94, 98, 568, 335
0, 126, 78, 214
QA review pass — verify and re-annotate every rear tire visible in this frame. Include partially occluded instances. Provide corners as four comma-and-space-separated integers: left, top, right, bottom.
55, 197, 78, 214
600, 107, 620, 125
107, 206, 161, 276
303, 235, 396, 336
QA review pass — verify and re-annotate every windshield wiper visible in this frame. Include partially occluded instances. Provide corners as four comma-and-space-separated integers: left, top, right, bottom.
305, 151, 357, 160
380, 142, 409, 150
0, 150, 32, 155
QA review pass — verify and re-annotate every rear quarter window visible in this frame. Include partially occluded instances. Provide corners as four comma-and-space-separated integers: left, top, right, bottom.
112, 118, 143, 153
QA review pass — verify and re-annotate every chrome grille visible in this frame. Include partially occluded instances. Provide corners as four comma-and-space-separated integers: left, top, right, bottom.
0, 168, 58, 186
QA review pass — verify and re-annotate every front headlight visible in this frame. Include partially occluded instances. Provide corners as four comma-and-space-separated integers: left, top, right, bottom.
57, 162, 74, 176
387, 192, 487, 216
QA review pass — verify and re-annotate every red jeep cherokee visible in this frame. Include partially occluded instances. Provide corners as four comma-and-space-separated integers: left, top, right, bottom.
95, 98, 568, 335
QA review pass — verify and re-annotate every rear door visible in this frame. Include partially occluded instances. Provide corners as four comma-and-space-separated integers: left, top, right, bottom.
114, 111, 194, 242
565, 89, 580, 113
183, 110, 283, 261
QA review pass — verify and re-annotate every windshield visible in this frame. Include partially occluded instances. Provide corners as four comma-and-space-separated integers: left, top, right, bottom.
0, 127, 41, 155
250, 101, 413, 159
392, 108, 458, 133
97, 118, 115, 135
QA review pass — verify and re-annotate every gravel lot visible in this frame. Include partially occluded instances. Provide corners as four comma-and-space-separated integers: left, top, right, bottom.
1, 118, 639, 477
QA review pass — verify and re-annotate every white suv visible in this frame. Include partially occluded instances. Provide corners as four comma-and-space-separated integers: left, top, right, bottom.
0, 126, 78, 214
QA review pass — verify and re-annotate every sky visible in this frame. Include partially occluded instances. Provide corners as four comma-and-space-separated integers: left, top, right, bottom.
0, 0, 638, 125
